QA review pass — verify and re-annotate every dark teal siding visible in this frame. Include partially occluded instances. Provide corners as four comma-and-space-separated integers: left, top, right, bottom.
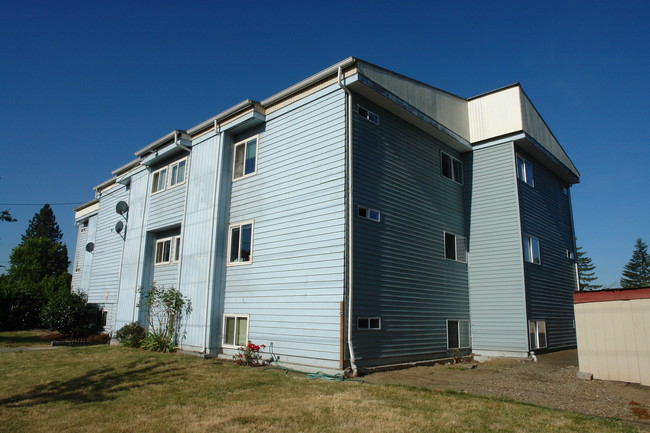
352, 95, 470, 366
517, 148, 577, 350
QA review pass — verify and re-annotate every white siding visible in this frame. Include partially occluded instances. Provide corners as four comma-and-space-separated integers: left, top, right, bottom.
468, 87, 522, 143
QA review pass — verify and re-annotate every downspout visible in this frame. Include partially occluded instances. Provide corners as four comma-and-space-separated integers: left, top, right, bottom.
338, 66, 358, 376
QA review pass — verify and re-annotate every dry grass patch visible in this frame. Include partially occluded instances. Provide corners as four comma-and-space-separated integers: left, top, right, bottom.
0, 329, 63, 347
0, 346, 640, 433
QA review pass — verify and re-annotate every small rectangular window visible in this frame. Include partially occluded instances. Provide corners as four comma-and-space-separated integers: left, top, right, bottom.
528, 320, 547, 350
357, 317, 381, 330
441, 152, 463, 184
233, 137, 258, 180
169, 158, 187, 186
80, 221, 88, 233
155, 235, 181, 265
356, 105, 379, 124
516, 155, 534, 186
151, 167, 167, 193
228, 221, 254, 265
444, 232, 467, 263
566, 249, 575, 260
224, 315, 248, 347
101, 310, 108, 327
358, 206, 380, 222
523, 235, 541, 264
447, 320, 470, 349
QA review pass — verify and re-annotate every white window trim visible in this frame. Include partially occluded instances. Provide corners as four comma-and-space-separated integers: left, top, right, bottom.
227, 220, 255, 266
444, 232, 467, 263
222, 314, 250, 348
516, 154, 534, 187
154, 235, 181, 265
523, 234, 541, 265
358, 206, 381, 222
447, 319, 471, 350
528, 320, 547, 350
357, 316, 381, 330
151, 157, 189, 195
441, 151, 463, 184
356, 105, 379, 124
232, 135, 259, 181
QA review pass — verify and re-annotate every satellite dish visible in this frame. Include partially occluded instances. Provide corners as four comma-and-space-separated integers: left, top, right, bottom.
115, 221, 124, 234
116, 201, 129, 216
85, 242, 95, 253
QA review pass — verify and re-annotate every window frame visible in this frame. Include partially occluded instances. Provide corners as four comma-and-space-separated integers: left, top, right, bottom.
444, 232, 467, 263
358, 206, 381, 222
523, 234, 541, 265
441, 151, 463, 184
222, 314, 250, 348
150, 157, 189, 194
154, 235, 181, 265
227, 220, 255, 266
356, 105, 379, 124
528, 320, 547, 350
151, 166, 168, 194
168, 157, 188, 187
357, 317, 381, 330
516, 154, 534, 186
447, 319, 471, 350
232, 136, 259, 181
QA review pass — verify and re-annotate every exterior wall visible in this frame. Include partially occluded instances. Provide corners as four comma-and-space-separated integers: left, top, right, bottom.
79, 215, 97, 294
71, 222, 88, 291
146, 156, 188, 231
221, 84, 347, 369
574, 291, 650, 386
468, 142, 529, 355
351, 95, 470, 366
517, 147, 577, 350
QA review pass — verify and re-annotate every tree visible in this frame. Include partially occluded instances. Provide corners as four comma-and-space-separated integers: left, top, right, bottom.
41, 291, 101, 337
1, 210, 16, 222
21, 204, 63, 243
620, 238, 650, 288
576, 245, 602, 291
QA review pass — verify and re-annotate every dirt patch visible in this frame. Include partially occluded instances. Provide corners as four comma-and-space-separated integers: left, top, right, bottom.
363, 350, 650, 429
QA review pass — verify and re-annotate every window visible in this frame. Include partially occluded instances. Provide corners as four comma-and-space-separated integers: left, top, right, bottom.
523, 235, 541, 264
233, 136, 258, 180
151, 158, 188, 194
441, 152, 463, 184
516, 155, 534, 186
228, 221, 253, 265
528, 320, 547, 350
356, 105, 379, 124
80, 221, 88, 233
358, 206, 380, 222
447, 320, 470, 349
444, 232, 467, 263
357, 317, 381, 330
223, 315, 248, 347
566, 249, 575, 260
155, 235, 181, 265
100, 310, 108, 327
169, 159, 187, 186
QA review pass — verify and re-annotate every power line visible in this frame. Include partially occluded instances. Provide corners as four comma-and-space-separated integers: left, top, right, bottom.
0, 202, 84, 206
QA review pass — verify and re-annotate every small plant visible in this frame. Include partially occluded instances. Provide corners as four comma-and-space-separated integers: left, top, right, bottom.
234, 341, 266, 366
115, 321, 146, 348
87, 333, 111, 345
138, 285, 191, 353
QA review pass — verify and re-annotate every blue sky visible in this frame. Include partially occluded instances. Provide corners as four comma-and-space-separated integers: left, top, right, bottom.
0, 0, 648, 286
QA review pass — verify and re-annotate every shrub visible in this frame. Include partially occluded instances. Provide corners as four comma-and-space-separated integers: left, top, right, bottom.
140, 332, 175, 352
115, 322, 146, 348
87, 333, 111, 345
40, 290, 101, 337
234, 341, 266, 366
138, 285, 191, 352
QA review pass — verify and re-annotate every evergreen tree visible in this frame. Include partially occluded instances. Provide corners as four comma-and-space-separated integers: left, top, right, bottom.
620, 238, 650, 288
1, 210, 16, 222
22, 204, 63, 242
576, 245, 602, 291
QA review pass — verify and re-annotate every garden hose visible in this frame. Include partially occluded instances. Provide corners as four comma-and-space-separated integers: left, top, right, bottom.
264, 344, 363, 382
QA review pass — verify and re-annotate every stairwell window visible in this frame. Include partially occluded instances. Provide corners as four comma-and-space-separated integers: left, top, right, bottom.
516, 155, 534, 186
523, 235, 541, 265
444, 232, 467, 263
224, 315, 249, 347
151, 157, 188, 194
441, 152, 463, 184
233, 136, 258, 180
529, 320, 547, 350
151, 167, 168, 193
228, 221, 254, 265
169, 159, 187, 186
155, 235, 181, 265
447, 320, 470, 349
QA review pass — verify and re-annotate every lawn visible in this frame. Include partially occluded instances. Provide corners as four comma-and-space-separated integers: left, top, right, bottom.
0, 345, 640, 433
0, 329, 60, 347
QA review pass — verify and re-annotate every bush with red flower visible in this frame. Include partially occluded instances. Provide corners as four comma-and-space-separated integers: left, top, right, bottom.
234, 340, 266, 366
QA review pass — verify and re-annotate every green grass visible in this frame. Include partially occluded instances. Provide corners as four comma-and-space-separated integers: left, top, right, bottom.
0, 329, 60, 347
0, 346, 640, 433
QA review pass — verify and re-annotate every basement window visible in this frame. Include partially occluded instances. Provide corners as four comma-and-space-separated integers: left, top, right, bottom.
357, 317, 381, 330
528, 320, 547, 350
447, 320, 470, 349
357, 105, 379, 124
223, 315, 249, 347
358, 206, 380, 222
441, 152, 463, 184
444, 232, 467, 263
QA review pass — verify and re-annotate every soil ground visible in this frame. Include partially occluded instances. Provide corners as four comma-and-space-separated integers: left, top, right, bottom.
363, 350, 650, 429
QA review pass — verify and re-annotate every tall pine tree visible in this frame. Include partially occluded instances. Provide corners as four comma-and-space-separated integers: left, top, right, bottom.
576, 245, 602, 291
21, 204, 63, 242
620, 238, 650, 288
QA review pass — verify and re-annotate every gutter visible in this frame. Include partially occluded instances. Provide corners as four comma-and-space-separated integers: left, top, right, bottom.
338, 65, 358, 377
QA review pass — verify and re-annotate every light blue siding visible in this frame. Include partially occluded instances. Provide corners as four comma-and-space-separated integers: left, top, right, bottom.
146, 157, 188, 231
351, 95, 470, 366
70, 223, 88, 291
468, 142, 529, 354
222, 85, 346, 369
79, 215, 97, 294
